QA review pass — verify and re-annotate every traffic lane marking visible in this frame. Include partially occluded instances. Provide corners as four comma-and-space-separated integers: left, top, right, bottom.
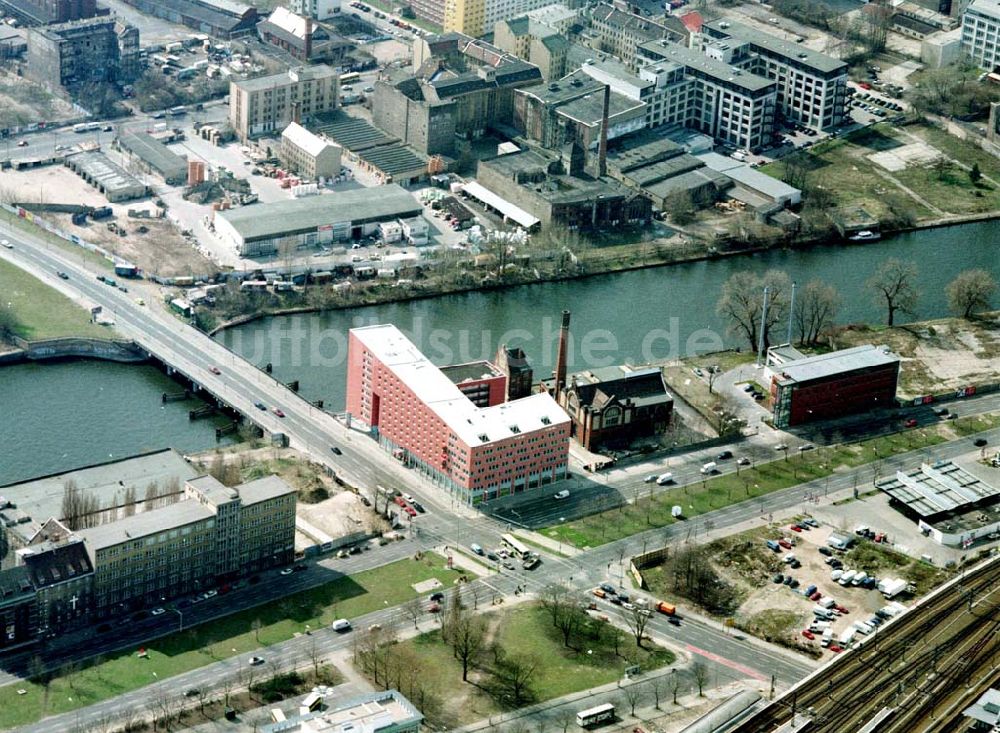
685, 642, 768, 681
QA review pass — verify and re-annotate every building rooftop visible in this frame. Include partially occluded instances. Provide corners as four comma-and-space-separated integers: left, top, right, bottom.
358, 144, 427, 177
697, 152, 801, 200
79, 499, 214, 552
65, 151, 147, 197
262, 690, 423, 733
0, 449, 198, 541
769, 344, 899, 385
282, 121, 338, 158
479, 149, 637, 204
638, 40, 776, 92
605, 133, 684, 173
702, 19, 847, 75
311, 111, 395, 151
0, 566, 35, 606
351, 325, 569, 447
238, 475, 297, 505
591, 2, 673, 42
551, 366, 673, 410
461, 180, 541, 229
186, 475, 239, 505
527, 3, 578, 27
217, 185, 423, 241
263, 7, 313, 38
233, 64, 337, 93
877, 459, 1000, 521
440, 360, 504, 385
19, 539, 93, 588
555, 86, 645, 128
967, 0, 1000, 19
118, 131, 187, 178
963, 688, 1000, 726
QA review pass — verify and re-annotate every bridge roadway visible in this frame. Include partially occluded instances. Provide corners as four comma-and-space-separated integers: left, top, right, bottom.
728, 554, 1000, 733
0, 220, 423, 499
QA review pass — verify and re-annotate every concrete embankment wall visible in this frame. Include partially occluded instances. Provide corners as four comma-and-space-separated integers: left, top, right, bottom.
1, 337, 147, 365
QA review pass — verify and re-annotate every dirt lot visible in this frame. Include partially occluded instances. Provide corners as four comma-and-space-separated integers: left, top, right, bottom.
831, 315, 1000, 399
0, 73, 79, 129
0, 163, 214, 277
646, 520, 951, 660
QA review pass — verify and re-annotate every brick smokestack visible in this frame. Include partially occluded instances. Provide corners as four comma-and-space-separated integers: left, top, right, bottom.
553, 310, 570, 397
304, 15, 313, 60
598, 84, 610, 177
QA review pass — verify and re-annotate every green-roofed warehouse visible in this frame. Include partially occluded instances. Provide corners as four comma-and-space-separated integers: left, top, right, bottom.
214, 184, 424, 256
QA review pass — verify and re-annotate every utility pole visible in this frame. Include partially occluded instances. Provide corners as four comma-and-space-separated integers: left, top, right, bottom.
787, 281, 796, 344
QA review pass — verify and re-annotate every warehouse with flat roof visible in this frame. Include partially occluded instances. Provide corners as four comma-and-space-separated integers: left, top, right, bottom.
117, 131, 188, 185
214, 184, 424, 256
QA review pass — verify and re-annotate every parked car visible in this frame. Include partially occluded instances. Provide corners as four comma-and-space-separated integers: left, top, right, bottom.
904, 418, 918, 428
553, 489, 570, 500
250, 656, 265, 665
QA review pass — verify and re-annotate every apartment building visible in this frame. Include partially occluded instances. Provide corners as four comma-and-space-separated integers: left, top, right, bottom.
962, 0, 1000, 69
229, 65, 339, 140
4, 0, 99, 24
494, 15, 570, 79
445, 0, 560, 37
699, 19, 848, 130
587, 2, 684, 67
280, 121, 343, 179
346, 324, 571, 504
636, 40, 777, 151
288, 0, 340, 18
81, 474, 295, 618
26, 16, 139, 90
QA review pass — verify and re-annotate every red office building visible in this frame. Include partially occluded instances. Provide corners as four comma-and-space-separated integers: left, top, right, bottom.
347, 325, 570, 504
767, 344, 900, 428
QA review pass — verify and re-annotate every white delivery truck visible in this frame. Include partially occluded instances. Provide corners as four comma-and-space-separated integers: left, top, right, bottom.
838, 627, 857, 647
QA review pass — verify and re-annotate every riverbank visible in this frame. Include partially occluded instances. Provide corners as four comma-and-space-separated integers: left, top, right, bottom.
205, 209, 1000, 337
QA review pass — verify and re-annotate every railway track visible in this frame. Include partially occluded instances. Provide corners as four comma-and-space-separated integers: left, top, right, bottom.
729, 554, 1000, 733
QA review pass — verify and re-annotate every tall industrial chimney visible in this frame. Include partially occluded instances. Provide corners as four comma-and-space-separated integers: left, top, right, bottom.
553, 310, 571, 397
598, 84, 610, 178
304, 16, 313, 60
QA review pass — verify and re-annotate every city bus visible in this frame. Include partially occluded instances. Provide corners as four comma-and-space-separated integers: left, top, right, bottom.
340, 71, 361, 87
500, 533, 530, 560
576, 703, 615, 728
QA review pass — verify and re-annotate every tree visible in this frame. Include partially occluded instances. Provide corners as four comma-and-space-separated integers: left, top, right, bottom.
781, 152, 811, 191
493, 651, 539, 705
970, 162, 983, 185
623, 683, 643, 716
251, 617, 263, 643
864, 0, 892, 53
650, 675, 666, 710
867, 258, 919, 326
0, 307, 22, 344
451, 614, 488, 682
664, 190, 697, 225
402, 597, 423, 628
716, 270, 792, 351
794, 279, 841, 345
946, 269, 997, 319
621, 605, 653, 648
692, 660, 710, 696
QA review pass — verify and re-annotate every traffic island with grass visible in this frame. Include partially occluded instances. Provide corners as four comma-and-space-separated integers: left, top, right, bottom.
354, 602, 676, 728
545, 416, 999, 548
0, 553, 461, 730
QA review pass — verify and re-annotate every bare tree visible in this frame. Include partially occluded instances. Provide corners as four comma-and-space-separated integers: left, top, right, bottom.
307, 634, 324, 677
555, 708, 577, 733
867, 258, 918, 326
716, 270, 792, 350
692, 660, 709, 696
251, 617, 263, 643
794, 279, 840, 345
452, 614, 488, 682
623, 683, 643, 716
671, 671, 682, 704
621, 606, 653, 648
946, 269, 997, 319
402, 597, 423, 628
650, 675, 666, 710
494, 652, 540, 705
865, 0, 892, 52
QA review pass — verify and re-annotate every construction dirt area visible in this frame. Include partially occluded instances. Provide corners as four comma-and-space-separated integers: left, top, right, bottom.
0, 163, 214, 278
0, 73, 80, 130
644, 521, 949, 661
831, 316, 1000, 399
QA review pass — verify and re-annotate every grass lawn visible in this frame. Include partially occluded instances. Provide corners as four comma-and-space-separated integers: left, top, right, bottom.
907, 123, 1000, 184
949, 413, 1000, 436
545, 419, 997, 549
891, 162, 1000, 215
761, 126, 933, 221
395, 604, 675, 726
0, 257, 108, 341
0, 554, 460, 730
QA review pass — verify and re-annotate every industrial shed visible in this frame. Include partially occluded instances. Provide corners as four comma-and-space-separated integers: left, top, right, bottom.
117, 131, 188, 185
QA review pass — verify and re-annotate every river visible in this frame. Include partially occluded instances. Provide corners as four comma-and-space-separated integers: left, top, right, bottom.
3, 221, 999, 484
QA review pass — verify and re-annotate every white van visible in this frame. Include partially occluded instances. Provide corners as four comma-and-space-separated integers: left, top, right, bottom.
812, 605, 834, 620
839, 570, 856, 586
700, 462, 717, 475
331, 618, 352, 632
831, 569, 843, 581
656, 472, 674, 485
853, 621, 874, 635
852, 571, 868, 586
839, 628, 857, 647
821, 628, 833, 647
819, 597, 836, 609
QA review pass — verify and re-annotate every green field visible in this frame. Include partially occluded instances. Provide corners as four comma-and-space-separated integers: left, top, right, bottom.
545, 417, 998, 548
0, 257, 108, 341
397, 604, 675, 726
0, 554, 461, 730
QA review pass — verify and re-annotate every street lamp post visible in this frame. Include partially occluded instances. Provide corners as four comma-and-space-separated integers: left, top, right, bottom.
170, 607, 184, 632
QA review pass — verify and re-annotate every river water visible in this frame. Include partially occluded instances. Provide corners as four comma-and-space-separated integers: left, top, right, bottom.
4, 221, 999, 484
